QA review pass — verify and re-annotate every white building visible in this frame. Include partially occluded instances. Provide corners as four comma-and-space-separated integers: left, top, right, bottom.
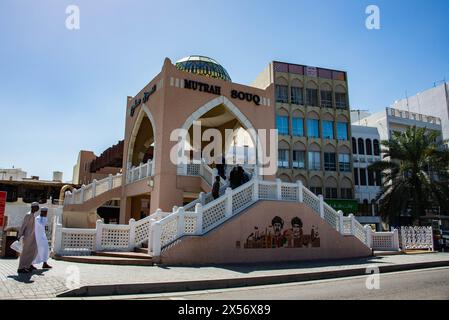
391, 82, 449, 143
359, 107, 443, 143
0, 168, 27, 181
351, 125, 382, 230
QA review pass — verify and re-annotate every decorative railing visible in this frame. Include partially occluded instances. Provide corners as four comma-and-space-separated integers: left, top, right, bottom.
149, 177, 382, 257
56, 170, 403, 257
63, 160, 153, 206
387, 107, 441, 125
126, 159, 153, 184
371, 230, 400, 251
400, 226, 433, 251
180, 159, 249, 187
52, 207, 171, 256
64, 173, 123, 205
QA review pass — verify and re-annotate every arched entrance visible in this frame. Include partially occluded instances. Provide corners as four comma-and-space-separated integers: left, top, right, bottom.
178, 96, 259, 171
127, 104, 157, 172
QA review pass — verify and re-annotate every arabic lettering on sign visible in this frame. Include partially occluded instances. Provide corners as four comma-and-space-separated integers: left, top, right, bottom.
130, 84, 157, 117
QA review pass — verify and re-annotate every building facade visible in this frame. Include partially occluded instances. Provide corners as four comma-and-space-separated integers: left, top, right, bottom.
391, 82, 449, 143
360, 107, 443, 143
351, 125, 382, 230
0, 169, 70, 204
0, 168, 27, 181
59, 56, 404, 264
72, 141, 123, 185
253, 61, 354, 203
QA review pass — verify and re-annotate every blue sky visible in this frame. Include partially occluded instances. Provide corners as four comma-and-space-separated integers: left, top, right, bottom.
0, 0, 448, 181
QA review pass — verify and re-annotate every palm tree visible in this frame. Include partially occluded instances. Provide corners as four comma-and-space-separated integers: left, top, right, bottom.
369, 126, 449, 224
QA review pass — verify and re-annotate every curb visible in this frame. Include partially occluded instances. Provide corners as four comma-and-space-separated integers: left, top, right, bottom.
58, 259, 449, 297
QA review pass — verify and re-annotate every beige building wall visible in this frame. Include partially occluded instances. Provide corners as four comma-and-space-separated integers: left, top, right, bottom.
119, 58, 275, 223
254, 62, 354, 200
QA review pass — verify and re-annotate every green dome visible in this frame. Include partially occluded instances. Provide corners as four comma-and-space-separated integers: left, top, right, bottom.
175, 55, 232, 82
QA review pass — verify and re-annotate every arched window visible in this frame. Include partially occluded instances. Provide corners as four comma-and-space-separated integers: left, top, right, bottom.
365, 139, 372, 155
358, 138, 365, 155
275, 77, 289, 103
373, 139, 380, 156
352, 137, 357, 154
291, 79, 304, 105
278, 140, 290, 168
310, 176, 323, 196
276, 108, 289, 136
292, 110, 304, 137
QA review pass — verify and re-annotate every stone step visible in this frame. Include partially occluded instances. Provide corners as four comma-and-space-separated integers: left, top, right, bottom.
134, 247, 149, 254
93, 251, 152, 260
54, 254, 154, 266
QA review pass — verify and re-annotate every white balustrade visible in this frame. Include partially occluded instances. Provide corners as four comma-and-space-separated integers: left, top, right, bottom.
371, 230, 400, 251
59, 169, 404, 258
64, 173, 123, 205
126, 159, 153, 185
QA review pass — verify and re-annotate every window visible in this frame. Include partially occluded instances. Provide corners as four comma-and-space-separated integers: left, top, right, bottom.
292, 117, 304, 136
276, 115, 289, 135
341, 188, 353, 199
373, 139, 380, 156
368, 168, 375, 186
292, 150, 305, 169
335, 92, 347, 109
352, 138, 357, 154
322, 121, 334, 139
338, 153, 351, 172
325, 187, 338, 199
354, 168, 359, 185
375, 170, 382, 186
308, 151, 321, 170
337, 122, 348, 140
320, 90, 333, 108
291, 87, 303, 105
306, 88, 318, 106
324, 152, 336, 171
275, 85, 288, 103
366, 139, 372, 155
310, 187, 323, 196
358, 138, 365, 155
359, 168, 367, 186
278, 149, 289, 168
307, 119, 320, 138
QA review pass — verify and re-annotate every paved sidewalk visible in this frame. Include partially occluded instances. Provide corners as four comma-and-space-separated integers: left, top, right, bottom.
1, 253, 449, 299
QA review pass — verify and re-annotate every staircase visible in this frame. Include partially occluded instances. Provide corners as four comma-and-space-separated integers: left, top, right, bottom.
53, 162, 400, 265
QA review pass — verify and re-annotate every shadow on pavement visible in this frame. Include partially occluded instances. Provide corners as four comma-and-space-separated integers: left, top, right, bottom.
154, 255, 390, 273
7, 269, 49, 284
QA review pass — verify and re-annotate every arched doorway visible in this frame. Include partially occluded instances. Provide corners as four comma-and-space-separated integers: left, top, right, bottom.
178, 96, 259, 171
127, 105, 157, 171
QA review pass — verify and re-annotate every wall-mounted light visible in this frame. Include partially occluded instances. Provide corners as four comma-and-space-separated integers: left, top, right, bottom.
147, 177, 154, 188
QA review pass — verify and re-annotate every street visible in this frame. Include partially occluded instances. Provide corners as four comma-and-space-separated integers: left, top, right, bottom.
130, 267, 449, 300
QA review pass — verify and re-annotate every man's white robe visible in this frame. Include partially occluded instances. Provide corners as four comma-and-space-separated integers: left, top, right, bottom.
33, 216, 49, 264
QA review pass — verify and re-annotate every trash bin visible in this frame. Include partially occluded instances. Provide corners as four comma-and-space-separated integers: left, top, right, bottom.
4, 230, 19, 258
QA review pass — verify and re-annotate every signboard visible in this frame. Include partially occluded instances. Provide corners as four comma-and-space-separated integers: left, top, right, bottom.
0, 191, 6, 227
183, 79, 261, 106
325, 199, 358, 214
305, 66, 318, 77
